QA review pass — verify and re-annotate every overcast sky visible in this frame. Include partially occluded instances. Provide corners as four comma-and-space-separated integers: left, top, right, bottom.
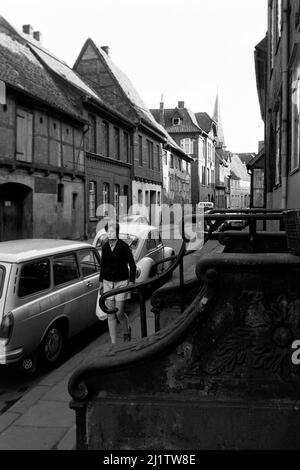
2, 0, 267, 153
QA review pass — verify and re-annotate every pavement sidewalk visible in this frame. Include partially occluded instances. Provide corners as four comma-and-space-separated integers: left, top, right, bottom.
0, 239, 222, 450
0, 304, 156, 450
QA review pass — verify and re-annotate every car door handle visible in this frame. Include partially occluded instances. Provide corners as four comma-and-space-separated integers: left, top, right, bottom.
86, 281, 93, 287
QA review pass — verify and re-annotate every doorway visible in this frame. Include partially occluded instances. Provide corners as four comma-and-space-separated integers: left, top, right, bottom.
0, 183, 33, 241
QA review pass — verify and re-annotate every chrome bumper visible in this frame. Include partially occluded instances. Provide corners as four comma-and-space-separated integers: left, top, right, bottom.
0, 343, 23, 364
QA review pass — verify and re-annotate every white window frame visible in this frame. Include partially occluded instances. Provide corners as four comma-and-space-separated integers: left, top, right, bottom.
291, 71, 300, 171
89, 181, 96, 219
103, 183, 109, 216
173, 117, 181, 125
180, 138, 194, 155
114, 184, 120, 217
275, 107, 281, 185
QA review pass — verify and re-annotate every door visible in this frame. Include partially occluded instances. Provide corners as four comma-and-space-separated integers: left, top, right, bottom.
77, 248, 101, 327
0, 183, 32, 241
0, 198, 22, 241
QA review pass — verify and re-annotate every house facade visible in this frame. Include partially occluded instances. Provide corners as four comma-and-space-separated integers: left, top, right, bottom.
194, 112, 217, 205
247, 147, 265, 208
73, 40, 165, 226
0, 17, 87, 241
161, 133, 192, 206
229, 154, 251, 209
255, 0, 300, 210
1, 17, 142, 240
151, 101, 213, 209
215, 147, 231, 209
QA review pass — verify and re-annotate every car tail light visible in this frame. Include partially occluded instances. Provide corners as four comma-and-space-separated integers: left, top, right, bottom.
0, 312, 13, 341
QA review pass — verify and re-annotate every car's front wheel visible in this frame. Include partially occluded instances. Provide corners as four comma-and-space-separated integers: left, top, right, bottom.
40, 324, 65, 369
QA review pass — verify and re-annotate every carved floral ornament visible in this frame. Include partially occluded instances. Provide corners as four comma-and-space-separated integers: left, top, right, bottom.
204, 291, 300, 380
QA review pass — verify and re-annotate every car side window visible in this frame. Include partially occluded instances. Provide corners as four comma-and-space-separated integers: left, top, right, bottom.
53, 253, 79, 286
18, 259, 50, 297
78, 249, 101, 277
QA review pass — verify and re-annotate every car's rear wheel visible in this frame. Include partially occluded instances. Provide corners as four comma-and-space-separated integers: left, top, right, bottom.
40, 324, 65, 368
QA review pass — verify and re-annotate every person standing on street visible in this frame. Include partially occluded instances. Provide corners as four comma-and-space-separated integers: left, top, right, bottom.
99, 221, 136, 344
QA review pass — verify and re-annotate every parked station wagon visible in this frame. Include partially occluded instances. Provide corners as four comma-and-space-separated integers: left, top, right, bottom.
0, 239, 101, 371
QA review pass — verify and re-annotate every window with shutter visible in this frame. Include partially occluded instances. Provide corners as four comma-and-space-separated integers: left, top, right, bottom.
16, 108, 33, 162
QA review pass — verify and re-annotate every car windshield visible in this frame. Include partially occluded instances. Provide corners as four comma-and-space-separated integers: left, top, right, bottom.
119, 233, 139, 251
0, 265, 5, 298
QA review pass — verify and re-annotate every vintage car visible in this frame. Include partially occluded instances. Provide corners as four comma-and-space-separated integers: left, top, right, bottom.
119, 214, 150, 225
92, 223, 175, 283
0, 239, 101, 371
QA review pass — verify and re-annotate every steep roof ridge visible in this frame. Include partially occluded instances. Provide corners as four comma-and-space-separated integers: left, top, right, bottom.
91, 41, 165, 136
0, 16, 83, 119
4, 20, 103, 103
230, 154, 250, 181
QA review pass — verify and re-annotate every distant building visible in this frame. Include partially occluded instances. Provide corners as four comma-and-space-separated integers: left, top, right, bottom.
194, 112, 217, 205
211, 93, 231, 208
215, 148, 231, 209
236, 153, 256, 166
151, 101, 215, 208
229, 154, 251, 209
247, 146, 265, 208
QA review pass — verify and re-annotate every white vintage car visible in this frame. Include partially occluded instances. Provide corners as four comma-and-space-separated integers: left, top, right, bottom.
92, 223, 175, 283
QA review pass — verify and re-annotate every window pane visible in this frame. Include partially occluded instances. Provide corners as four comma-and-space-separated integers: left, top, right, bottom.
89, 181, 96, 218
139, 135, 143, 166
102, 122, 109, 157
0, 266, 4, 298
87, 114, 96, 153
78, 249, 100, 277
18, 259, 50, 297
53, 254, 79, 286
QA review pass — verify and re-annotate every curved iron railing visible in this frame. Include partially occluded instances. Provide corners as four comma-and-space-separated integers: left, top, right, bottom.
98, 209, 285, 337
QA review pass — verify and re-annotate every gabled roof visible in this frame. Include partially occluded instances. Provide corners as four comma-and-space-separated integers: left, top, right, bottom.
216, 147, 231, 162
150, 107, 202, 134
215, 150, 229, 166
0, 16, 83, 120
77, 39, 165, 139
247, 147, 264, 169
230, 154, 251, 182
236, 152, 256, 166
195, 112, 217, 135
28, 41, 101, 103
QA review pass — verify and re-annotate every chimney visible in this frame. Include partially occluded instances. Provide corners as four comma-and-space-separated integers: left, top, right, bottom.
101, 46, 110, 56
22, 24, 33, 36
33, 31, 42, 42
159, 95, 165, 126
258, 140, 264, 153
178, 101, 185, 109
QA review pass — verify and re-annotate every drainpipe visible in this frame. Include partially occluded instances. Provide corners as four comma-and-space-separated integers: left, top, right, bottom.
281, 0, 289, 209
82, 122, 89, 240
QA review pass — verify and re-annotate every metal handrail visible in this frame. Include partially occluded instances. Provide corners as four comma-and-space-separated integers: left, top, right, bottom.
99, 237, 192, 337
98, 210, 286, 337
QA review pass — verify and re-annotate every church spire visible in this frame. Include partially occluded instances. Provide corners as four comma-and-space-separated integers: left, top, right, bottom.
213, 92, 225, 147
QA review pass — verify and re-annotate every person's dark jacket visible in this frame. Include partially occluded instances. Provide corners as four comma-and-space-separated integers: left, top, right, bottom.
99, 239, 136, 283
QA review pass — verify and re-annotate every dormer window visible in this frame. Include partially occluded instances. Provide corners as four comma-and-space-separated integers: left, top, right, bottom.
173, 117, 182, 125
